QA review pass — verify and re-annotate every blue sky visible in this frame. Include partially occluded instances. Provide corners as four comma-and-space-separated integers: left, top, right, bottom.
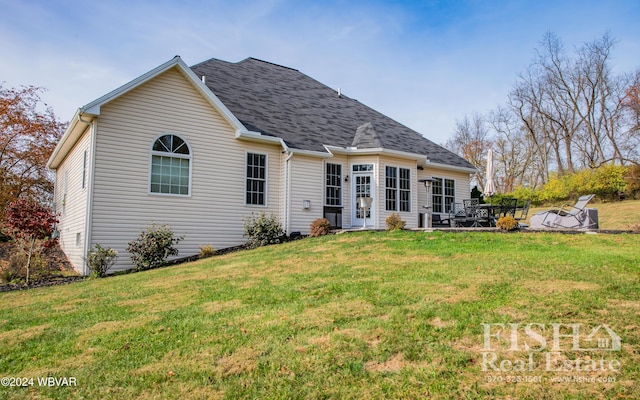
1, 0, 638, 144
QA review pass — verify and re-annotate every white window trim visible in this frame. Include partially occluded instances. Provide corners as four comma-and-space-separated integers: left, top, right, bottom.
350, 163, 376, 227
244, 151, 268, 207
385, 165, 411, 213
432, 176, 456, 214
148, 133, 193, 197
324, 161, 343, 207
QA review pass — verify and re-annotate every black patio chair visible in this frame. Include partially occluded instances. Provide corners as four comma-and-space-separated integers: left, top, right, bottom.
514, 200, 531, 227
500, 198, 518, 218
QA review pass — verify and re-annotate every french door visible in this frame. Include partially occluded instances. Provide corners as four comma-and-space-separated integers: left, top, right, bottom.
352, 173, 374, 227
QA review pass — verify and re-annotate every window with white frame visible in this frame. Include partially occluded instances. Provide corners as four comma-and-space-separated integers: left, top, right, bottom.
325, 163, 342, 206
432, 177, 455, 213
150, 134, 191, 195
385, 166, 411, 212
399, 168, 411, 212
246, 153, 266, 205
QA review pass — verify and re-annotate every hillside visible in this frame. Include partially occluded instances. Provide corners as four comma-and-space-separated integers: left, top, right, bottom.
1, 230, 638, 399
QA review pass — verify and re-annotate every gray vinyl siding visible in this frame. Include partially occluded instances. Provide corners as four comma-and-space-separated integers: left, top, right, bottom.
54, 127, 91, 272
288, 155, 324, 234
90, 68, 282, 272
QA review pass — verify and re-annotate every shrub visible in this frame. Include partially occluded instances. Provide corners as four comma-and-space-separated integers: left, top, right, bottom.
86, 244, 118, 277
4, 199, 58, 285
624, 165, 640, 199
199, 244, 216, 258
309, 218, 332, 237
1, 254, 26, 283
243, 212, 284, 249
386, 212, 406, 231
127, 224, 183, 271
496, 215, 519, 231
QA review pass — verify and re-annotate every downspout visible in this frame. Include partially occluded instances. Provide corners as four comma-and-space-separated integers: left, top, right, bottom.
77, 111, 93, 276
283, 151, 294, 235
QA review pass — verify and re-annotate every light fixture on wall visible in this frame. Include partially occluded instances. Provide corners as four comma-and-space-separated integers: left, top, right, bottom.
303, 200, 311, 209
344, 175, 350, 183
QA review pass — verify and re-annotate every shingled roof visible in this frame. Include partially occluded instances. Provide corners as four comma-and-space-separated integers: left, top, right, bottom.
191, 57, 474, 170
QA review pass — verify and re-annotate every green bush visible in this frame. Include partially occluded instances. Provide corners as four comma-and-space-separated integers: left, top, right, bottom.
502, 165, 630, 205
385, 212, 406, 231
309, 218, 332, 237
86, 244, 118, 277
243, 212, 284, 248
126, 224, 183, 271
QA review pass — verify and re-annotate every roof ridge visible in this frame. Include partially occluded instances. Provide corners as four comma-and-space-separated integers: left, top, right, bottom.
245, 57, 298, 71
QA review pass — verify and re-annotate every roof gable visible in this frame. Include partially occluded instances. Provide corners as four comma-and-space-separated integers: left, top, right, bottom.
48, 56, 252, 169
352, 122, 385, 148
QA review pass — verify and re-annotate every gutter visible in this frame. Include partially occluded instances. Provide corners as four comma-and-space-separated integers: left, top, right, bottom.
81, 115, 97, 276
282, 151, 294, 235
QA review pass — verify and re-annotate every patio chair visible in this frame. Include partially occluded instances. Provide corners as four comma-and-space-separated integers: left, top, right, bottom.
514, 200, 531, 228
450, 202, 468, 227
499, 198, 518, 218
540, 194, 596, 228
462, 198, 484, 227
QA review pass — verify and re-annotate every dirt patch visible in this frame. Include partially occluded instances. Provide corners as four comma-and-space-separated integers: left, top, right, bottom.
202, 300, 244, 314
521, 279, 600, 294
0, 323, 52, 347
117, 291, 196, 313
216, 347, 261, 376
298, 299, 375, 328
76, 316, 159, 348
429, 317, 456, 329
365, 353, 406, 373
609, 299, 640, 309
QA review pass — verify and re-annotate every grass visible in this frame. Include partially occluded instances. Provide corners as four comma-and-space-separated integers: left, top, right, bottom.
1, 230, 639, 399
528, 199, 640, 230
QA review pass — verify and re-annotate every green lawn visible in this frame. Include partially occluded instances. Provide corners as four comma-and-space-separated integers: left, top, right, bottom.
1, 230, 639, 399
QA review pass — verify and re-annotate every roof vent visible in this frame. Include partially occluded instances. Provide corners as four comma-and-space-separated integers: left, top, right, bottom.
337, 87, 341, 98
201, 75, 206, 84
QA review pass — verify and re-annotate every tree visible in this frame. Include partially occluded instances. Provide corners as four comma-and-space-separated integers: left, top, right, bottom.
510, 32, 634, 172
0, 84, 66, 220
445, 113, 491, 191
4, 199, 58, 285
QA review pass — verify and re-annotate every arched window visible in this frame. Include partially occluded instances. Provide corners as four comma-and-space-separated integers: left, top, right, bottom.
150, 134, 191, 195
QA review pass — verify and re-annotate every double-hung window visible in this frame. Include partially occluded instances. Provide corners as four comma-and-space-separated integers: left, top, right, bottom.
246, 153, 267, 205
385, 166, 411, 212
325, 163, 342, 206
432, 177, 455, 213
150, 134, 191, 195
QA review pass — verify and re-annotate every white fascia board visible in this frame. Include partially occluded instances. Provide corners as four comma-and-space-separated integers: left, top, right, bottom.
289, 148, 334, 158
47, 109, 91, 169
425, 160, 479, 174
235, 129, 288, 149
324, 145, 427, 162
235, 130, 333, 158
81, 56, 183, 116
50, 56, 251, 170
81, 56, 247, 133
